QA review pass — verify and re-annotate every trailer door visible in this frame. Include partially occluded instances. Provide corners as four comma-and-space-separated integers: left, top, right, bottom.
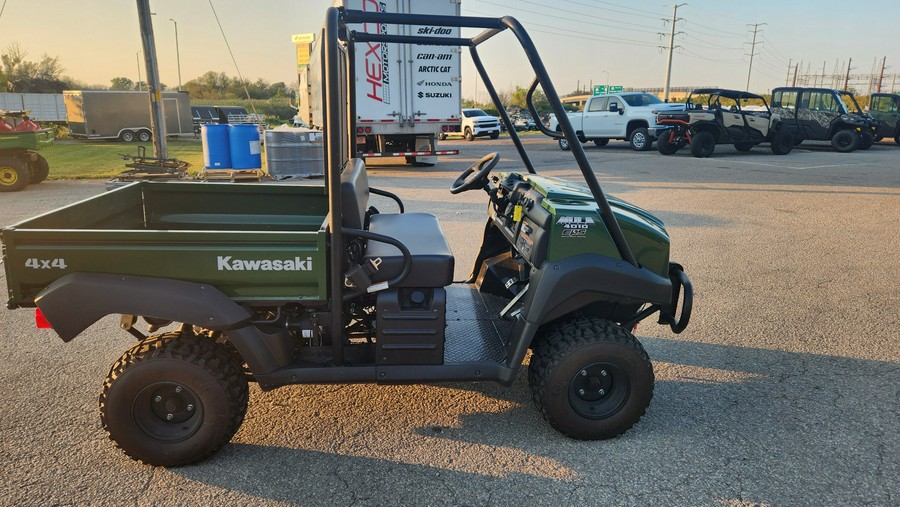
407, 0, 461, 127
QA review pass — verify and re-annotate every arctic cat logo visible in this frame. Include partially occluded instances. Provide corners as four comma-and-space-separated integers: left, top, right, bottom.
217, 256, 313, 271
418, 65, 452, 73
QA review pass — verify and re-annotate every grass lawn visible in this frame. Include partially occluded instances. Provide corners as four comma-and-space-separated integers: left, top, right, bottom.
41, 140, 205, 179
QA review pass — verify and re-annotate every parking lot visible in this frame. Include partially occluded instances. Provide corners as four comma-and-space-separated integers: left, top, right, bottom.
1, 136, 898, 506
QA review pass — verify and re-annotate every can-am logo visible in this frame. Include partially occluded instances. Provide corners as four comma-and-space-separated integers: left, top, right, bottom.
418, 91, 452, 99
416, 53, 453, 60
416, 79, 452, 87
217, 256, 313, 271
362, 0, 390, 104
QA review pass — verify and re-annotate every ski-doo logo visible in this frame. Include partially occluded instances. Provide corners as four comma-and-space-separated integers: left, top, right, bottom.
217, 256, 313, 271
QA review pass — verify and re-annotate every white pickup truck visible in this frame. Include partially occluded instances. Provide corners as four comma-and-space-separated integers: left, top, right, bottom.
548, 92, 684, 151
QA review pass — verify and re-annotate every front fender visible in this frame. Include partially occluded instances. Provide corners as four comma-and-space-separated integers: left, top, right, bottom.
522, 254, 672, 325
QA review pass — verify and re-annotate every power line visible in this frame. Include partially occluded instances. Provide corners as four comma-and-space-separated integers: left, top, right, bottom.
482, 0, 663, 33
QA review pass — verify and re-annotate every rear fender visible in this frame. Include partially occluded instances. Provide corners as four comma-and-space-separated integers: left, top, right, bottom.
35, 273, 287, 374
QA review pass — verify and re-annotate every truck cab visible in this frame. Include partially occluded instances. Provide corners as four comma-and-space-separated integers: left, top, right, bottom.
869, 93, 900, 145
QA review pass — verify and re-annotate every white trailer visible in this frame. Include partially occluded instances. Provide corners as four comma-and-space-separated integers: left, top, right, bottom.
0, 93, 67, 122
301, 0, 462, 165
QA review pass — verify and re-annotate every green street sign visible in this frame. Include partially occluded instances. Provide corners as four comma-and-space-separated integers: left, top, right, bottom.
592, 85, 623, 95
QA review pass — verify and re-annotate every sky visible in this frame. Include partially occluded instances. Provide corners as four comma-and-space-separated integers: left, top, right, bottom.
1, 0, 898, 99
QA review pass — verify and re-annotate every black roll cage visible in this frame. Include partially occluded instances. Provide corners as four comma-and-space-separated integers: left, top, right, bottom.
322, 7, 638, 364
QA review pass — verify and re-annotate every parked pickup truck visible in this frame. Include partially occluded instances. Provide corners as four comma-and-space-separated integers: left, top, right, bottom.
548, 92, 684, 151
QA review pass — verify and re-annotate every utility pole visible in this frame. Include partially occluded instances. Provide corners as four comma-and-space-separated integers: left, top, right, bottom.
661, 3, 686, 102
877, 56, 887, 92
792, 62, 799, 86
136, 51, 142, 91
843, 57, 852, 90
785, 58, 792, 86
744, 23, 765, 91
170, 18, 182, 91
136, 0, 167, 158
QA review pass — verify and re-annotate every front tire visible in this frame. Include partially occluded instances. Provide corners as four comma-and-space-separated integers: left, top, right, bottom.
690, 130, 716, 158
99, 332, 248, 466
529, 317, 654, 440
769, 132, 794, 155
559, 137, 571, 151
489, 131, 499, 140
656, 131, 680, 155
0, 155, 30, 192
831, 129, 859, 152
464, 127, 474, 142
628, 128, 651, 151
857, 131, 874, 150
120, 130, 136, 143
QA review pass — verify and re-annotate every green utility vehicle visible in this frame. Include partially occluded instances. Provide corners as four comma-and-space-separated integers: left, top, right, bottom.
869, 92, 900, 145
0, 111, 53, 192
1, 8, 692, 466
770, 87, 878, 152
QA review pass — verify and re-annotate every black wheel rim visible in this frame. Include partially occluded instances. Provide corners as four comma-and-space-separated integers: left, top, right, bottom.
568, 362, 630, 419
132, 381, 203, 442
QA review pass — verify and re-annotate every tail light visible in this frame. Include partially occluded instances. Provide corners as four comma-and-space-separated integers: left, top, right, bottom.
35, 308, 52, 329
364, 127, 372, 134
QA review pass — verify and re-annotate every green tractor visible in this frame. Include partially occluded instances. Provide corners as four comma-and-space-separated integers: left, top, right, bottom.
0, 110, 53, 192
2, 8, 692, 466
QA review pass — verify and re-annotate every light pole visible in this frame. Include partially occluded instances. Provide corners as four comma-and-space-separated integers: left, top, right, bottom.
136, 51, 142, 91
170, 18, 182, 91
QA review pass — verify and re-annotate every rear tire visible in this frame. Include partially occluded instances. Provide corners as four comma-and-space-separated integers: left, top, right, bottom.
99, 332, 249, 466
529, 317, 654, 440
628, 128, 651, 151
138, 130, 152, 143
769, 132, 795, 155
593, 138, 610, 147
831, 129, 859, 152
0, 155, 29, 192
895, 134, 900, 145
28, 153, 50, 184
120, 130, 136, 142
690, 131, 716, 158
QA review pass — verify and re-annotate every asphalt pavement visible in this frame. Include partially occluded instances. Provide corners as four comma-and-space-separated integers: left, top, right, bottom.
1, 136, 898, 506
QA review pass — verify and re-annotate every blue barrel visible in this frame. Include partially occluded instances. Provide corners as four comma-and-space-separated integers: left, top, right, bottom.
201, 124, 231, 169
229, 124, 262, 169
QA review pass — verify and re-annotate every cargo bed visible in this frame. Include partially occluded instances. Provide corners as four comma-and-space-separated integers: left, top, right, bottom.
2, 182, 330, 308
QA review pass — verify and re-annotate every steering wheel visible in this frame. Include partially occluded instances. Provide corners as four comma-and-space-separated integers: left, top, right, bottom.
450, 152, 501, 194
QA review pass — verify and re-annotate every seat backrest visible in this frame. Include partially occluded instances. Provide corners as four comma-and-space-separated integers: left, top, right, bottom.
340, 158, 369, 230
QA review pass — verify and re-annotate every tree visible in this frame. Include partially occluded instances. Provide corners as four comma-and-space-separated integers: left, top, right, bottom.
1, 43, 72, 92
109, 77, 135, 90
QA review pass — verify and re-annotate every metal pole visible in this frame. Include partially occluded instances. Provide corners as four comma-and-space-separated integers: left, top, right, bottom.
844, 57, 852, 90
170, 18, 182, 91
136, 0, 167, 158
136, 51, 142, 91
877, 56, 886, 93
745, 23, 765, 91
663, 3, 686, 102
785, 58, 792, 86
